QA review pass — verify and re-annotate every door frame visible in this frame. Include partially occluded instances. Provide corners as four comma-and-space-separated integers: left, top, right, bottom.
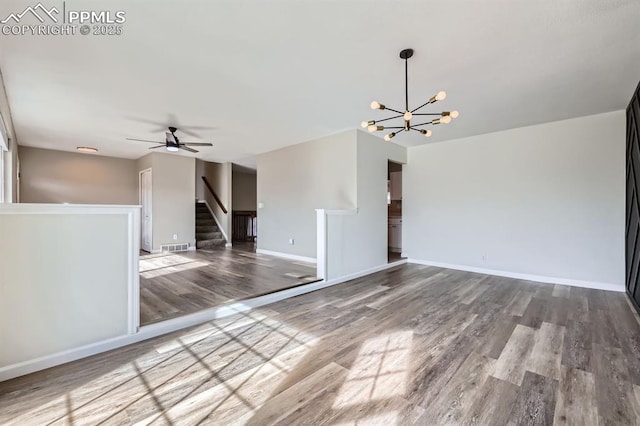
139, 168, 153, 252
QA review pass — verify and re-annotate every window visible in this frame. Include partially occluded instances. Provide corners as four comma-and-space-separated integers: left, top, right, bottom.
0, 113, 8, 203
0, 147, 4, 203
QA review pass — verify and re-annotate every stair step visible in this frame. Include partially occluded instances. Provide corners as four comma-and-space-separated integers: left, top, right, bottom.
196, 238, 226, 249
196, 213, 212, 219
197, 231, 222, 240
196, 219, 216, 226
196, 225, 218, 233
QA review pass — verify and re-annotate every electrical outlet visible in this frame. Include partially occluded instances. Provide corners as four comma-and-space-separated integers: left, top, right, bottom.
289, 238, 294, 245
173, 234, 178, 241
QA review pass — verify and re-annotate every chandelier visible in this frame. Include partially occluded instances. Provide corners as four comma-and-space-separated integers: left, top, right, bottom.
361, 48, 459, 142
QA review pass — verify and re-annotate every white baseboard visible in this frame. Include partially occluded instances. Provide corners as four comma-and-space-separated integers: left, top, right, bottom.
0, 333, 138, 382
323, 260, 407, 286
256, 248, 317, 264
407, 258, 624, 292
225, 242, 233, 248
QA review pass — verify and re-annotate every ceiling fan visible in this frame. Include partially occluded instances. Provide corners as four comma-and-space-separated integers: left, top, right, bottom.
126, 126, 213, 153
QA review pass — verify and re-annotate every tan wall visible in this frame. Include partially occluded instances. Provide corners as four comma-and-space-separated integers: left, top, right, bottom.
19, 146, 138, 204
138, 152, 195, 251
232, 171, 257, 211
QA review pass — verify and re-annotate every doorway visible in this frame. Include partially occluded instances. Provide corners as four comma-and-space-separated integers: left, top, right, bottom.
139, 168, 152, 253
388, 161, 404, 263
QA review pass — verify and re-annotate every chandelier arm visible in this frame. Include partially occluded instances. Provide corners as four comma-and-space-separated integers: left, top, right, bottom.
412, 113, 443, 116
409, 122, 435, 128
373, 114, 404, 123
383, 126, 406, 129
382, 106, 404, 115
411, 101, 432, 113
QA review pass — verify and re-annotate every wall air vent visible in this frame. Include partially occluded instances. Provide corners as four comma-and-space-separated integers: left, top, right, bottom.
160, 243, 189, 253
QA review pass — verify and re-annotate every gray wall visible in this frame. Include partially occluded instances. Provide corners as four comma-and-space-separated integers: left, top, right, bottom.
19, 146, 138, 204
232, 171, 257, 211
404, 110, 625, 288
325, 131, 407, 278
257, 130, 358, 258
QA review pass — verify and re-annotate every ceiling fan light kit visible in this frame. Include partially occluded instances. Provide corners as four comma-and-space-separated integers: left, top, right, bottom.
76, 146, 98, 153
126, 126, 213, 153
362, 48, 459, 142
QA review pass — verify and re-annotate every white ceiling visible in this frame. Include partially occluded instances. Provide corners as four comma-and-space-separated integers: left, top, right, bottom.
1, 0, 639, 168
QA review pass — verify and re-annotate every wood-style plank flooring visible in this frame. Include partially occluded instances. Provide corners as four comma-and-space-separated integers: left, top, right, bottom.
139, 244, 319, 325
2, 264, 640, 425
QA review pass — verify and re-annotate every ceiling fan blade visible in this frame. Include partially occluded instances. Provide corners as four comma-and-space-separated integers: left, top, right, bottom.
126, 138, 164, 144
180, 146, 199, 153
149, 145, 165, 149
181, 125, 217, 130
181, 142, 213, 146
166, 113, 217, 131
176, 127, 202, 138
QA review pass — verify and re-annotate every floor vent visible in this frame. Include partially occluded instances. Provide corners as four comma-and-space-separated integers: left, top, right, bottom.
160, 243, 189, 253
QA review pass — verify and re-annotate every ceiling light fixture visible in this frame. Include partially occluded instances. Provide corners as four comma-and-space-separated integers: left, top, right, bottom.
76, 146, 98, 153
363, 48, 459, 142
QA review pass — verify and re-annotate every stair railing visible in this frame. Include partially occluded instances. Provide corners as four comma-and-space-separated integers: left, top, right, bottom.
201, 176, 228, 214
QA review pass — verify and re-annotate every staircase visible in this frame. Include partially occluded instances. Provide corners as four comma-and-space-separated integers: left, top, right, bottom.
195, 203, 226, 249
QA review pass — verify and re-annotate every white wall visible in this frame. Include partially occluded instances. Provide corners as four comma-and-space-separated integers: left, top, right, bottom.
19, 146, 138, 204
232, 171, 257, 211
0, 204, 139, 371
138, 153, 195, 251
257, 130, 358, 258
404, 111, 625, 289
195, 159, 232, 240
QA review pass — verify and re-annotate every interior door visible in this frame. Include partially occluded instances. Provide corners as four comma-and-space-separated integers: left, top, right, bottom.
626, 81, 640, 311
140, 169, 152, 252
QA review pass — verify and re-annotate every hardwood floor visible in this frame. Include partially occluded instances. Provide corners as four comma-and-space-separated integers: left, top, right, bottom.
2, 264, 640, 425
139, 245, 319, 325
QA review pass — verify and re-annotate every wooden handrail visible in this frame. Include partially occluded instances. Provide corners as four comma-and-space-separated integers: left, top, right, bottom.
201, 176, 228, 214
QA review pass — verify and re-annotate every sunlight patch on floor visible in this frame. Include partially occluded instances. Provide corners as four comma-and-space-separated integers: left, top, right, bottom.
332, 330, 413, 409
7, 308, 317, 425
139, 253, 210, 279
132, 311, 318, 425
